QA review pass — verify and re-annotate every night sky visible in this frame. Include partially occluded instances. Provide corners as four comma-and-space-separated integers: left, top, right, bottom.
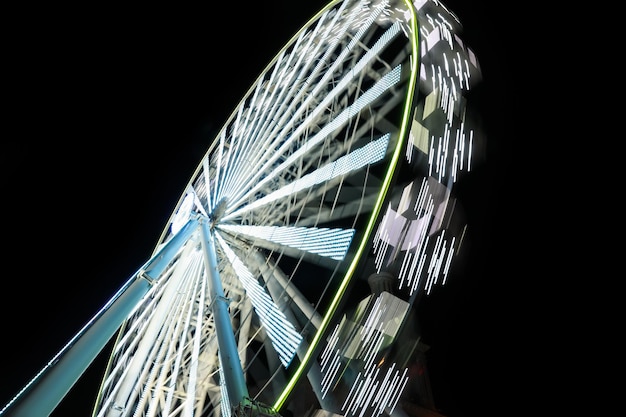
1, 1, 518, 416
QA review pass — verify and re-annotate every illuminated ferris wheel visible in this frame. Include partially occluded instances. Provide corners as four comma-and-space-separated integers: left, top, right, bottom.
2, 1, 483, 416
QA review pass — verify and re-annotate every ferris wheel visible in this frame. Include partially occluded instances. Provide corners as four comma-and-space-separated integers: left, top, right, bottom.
2, 1, 483, 416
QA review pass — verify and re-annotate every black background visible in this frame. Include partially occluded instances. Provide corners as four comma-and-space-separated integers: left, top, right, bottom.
1, 1, 519, 416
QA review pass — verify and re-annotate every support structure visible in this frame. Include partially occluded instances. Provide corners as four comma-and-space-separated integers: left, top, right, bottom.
199, 217, 250, 410
1, 218, 200, 417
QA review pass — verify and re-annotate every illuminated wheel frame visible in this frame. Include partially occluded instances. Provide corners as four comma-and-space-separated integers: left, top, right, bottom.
87, 1, 483, 417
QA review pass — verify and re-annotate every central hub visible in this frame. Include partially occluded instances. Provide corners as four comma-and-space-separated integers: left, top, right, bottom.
209, 197, 228, 225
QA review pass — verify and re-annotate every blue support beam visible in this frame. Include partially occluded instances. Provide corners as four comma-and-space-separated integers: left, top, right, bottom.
1, 218, 200, 417
199, 218, 250, 410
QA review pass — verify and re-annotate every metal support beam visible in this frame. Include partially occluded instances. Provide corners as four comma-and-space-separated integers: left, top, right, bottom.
199, 219, 250, 410
0, 217, 200, 417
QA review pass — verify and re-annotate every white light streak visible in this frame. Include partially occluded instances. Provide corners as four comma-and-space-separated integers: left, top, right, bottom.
218, 352, 231, 417
224, 129, 390, 222
219, 224, 355, 261
215, 233, 302, 367
320, 324, 341, 369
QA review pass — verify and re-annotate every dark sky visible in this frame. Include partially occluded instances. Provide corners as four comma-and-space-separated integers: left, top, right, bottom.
1, 1, 518, 416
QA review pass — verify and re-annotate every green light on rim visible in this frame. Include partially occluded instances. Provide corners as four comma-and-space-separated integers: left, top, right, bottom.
273, 0, 420, 410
